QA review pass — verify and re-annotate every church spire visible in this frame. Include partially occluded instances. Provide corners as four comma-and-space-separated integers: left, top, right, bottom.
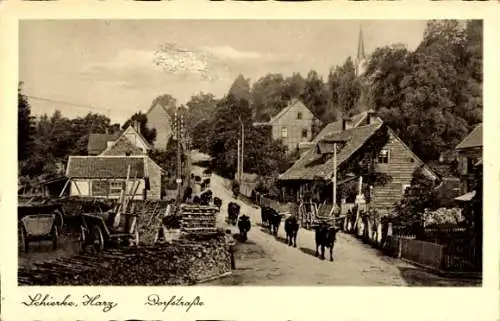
355, 26, 366, 77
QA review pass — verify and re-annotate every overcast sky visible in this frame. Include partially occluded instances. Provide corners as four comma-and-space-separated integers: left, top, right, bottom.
20, 20, 429, 124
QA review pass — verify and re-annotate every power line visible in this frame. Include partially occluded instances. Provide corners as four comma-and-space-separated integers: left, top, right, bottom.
25, 95, 111, 115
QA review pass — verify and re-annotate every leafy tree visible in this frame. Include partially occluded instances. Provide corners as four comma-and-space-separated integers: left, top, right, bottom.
327, 57, 363, 117
18, 83, 36, 164
365, 20, 482, 162
300, 70, 331, 122
185, 92, 217, 151
251, 73, 288, 122
122, 112, 157, 145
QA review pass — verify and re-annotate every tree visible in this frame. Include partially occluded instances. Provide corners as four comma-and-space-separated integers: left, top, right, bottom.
18, 83, 35, 164
299, 70, 330, 122
365, 20, 482, 162
327, 57, 363, 117
122, 112, 157, 145
185, 92, 217, 151
250, 73, 288, 122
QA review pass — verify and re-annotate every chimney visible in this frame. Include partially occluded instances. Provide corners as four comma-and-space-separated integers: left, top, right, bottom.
366, 109, 376, 125
342, 116, 353, 131
134, 120, 141, 135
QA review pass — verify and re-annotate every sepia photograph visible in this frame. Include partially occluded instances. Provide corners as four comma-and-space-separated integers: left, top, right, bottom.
17, 19, 483, 287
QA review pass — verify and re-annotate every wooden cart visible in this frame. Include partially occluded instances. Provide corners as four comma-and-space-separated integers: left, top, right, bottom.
18, 203, 64, 253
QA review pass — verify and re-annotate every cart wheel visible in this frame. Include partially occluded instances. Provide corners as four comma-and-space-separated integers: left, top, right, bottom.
90, 225, 105, 253
52, 226, 59, 250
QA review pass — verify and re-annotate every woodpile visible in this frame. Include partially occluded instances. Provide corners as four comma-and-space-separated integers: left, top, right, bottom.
18, 233, 232, 286
180, 204, 218, 235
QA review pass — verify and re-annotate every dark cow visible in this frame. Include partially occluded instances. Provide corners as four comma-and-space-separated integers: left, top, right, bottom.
262, 207, 282, 236
284, 215, 299, 247
200, 189, 213, 205
237, 214, 251, 242
314, 222, 338, 261
227, 202, 240, 225
182, 186, 193, 203
260, 207, 270, 227
213, 197, 222, 212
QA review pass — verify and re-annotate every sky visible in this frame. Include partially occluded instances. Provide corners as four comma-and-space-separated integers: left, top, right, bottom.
19, 20, 429, 125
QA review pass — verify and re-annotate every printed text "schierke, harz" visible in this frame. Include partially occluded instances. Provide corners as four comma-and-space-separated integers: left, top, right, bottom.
21, 293, 118, 312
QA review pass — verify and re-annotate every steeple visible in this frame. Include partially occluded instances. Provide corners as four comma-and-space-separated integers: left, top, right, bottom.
355, 26, 366, 77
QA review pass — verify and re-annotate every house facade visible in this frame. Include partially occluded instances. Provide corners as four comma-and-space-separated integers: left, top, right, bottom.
146, 103, 173, 151
278, 114, 437, 215
68, 123, 165, 200
65, 155, 164, 200
455, 123, 483, 198
254, 99, 320, 152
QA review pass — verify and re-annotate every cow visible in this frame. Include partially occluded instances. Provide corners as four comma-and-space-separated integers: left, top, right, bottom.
200, 189, 213, 205
314, 221, 338, 261
182, 186, 193, 203
237, 214, 251, 242
284, 215, 299, 247
227, 202, 240, 225
263, 207, 282, 236
260, 206, 270, 227
213, 197, 222, 212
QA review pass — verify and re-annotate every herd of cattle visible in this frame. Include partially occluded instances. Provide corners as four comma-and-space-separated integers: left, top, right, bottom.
184, 171, 340, 261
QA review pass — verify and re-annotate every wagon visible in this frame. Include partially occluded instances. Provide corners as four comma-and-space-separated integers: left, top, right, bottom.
79, 211, 139, 254
18, 203, 64, 253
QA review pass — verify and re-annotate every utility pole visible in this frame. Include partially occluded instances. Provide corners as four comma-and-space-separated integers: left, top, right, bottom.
175, 109, 183, 205
237, 139, 241, 182
238, 117, 244, 183
333, 142, 337, 215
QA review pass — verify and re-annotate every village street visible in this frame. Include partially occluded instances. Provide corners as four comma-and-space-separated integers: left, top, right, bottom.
190, 156, 479, 286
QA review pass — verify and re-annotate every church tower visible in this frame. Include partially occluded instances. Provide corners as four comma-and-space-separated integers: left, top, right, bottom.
355, 27, 367, 77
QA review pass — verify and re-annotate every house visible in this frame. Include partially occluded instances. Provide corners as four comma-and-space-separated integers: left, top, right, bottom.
65, 155, 165, 200
87, 132, 120, 155
455, 123, 483, 200
145, 102, 173, 151
278, 113, 437, 215
100, 123, 152, 156
253, 99, 321, 152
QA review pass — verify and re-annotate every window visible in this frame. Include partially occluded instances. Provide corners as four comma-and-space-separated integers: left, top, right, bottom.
302, 129, 308, 138
297, 112, 303, 120
402, 184, 411, 195
109, 181, 124, 196
378, 149, 390, 164
281, 127, 288, 138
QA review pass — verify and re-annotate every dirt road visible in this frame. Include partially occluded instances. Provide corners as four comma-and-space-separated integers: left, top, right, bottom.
191, 162, 480, 286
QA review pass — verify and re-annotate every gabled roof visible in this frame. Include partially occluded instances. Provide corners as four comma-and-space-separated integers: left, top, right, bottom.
279, 123, 382, 181
267, 99, 319, 124
312, 111, 382, 143
145, 102, 172, 119
279, 121, 438, 182
100, 125, 152, 155
456, 123, 483, 150
87, 133, 120, 155
66, 156, 147, 179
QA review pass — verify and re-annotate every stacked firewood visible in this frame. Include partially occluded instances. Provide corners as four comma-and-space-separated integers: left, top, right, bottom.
18, 234, 232, 286
180, 204, 218, 234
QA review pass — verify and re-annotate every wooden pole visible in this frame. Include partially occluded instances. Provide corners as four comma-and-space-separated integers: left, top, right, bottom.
332, 142, 337, 216
237, 139, 241, 182
241, 119, 244, 183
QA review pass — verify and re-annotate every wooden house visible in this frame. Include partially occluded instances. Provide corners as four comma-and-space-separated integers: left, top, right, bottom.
145, 102, 173, 151
455, 123, 483, 201
253, 99, 321, 152
65, 155, 165, 200
278, 114, 437, 215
